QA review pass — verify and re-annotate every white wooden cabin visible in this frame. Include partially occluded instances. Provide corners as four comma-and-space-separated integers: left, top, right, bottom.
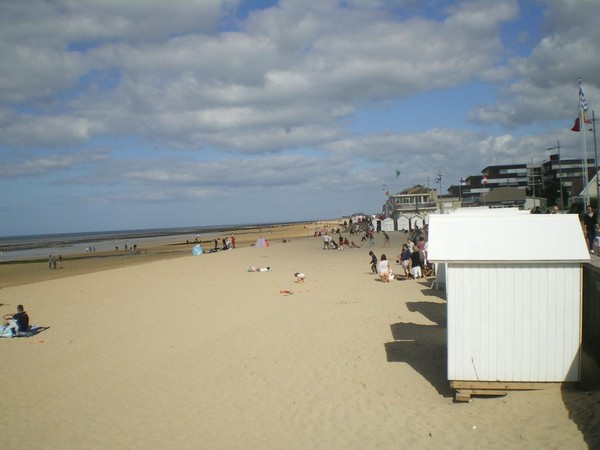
397, 215, 410, 231
410, 214, 424, 229
427, 214, 590, 399
381, 218, 394, 232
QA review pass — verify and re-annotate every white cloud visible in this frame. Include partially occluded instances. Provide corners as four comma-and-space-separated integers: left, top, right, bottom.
0, 0, 237, 105
2, 0, 599, 233
0, 149, 108, 177
0, 112, 91, 148
468, 0, 600, 126
44, 0, 515, 154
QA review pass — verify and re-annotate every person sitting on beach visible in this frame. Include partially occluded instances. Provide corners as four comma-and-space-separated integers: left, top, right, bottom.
295, 272, 306, 283
423, 263, 435, 277
2, 304, 29, 337
248, 266, 270, 272
378, 254, 392, 282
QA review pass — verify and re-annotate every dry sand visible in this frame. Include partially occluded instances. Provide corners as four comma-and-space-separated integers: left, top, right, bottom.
0, 230, 598, 449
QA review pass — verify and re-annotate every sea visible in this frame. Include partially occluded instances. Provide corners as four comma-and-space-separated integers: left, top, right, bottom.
0, 222, 307, 262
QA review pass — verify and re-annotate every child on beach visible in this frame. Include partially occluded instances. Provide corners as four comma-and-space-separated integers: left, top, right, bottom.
378, 254, 392, 282
294, 272, 306, 283
369, 251, 378, 274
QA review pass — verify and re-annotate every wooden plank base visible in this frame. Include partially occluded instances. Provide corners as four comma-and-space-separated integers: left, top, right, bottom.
450, 381, 566, 402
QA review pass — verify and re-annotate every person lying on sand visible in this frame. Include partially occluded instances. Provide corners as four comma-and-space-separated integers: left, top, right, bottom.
248, 266, 270, 272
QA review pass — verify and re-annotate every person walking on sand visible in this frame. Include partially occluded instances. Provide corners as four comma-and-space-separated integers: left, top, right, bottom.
323, 233, 330, 250
369, 251, 378, 274
399, 244, 411, 278
383, 231, 390, 247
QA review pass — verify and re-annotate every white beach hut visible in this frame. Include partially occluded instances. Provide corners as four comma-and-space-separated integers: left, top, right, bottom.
397, 215, 410, 232
381, 218, 394, 232
410, 214, 424, 229
427, 214, 590, 400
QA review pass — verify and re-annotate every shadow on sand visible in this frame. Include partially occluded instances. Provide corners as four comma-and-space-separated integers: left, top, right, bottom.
385, 298, 453, 398
560, 263, 600, 448
560, 385, 600, 449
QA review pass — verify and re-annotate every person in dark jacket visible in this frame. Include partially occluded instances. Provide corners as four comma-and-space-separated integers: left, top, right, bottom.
2, 304, 29, 336
583, 205, 598, 254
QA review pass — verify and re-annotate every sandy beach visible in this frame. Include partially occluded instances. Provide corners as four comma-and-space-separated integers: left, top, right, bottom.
0, 222, 322, 288
0, 228, 598, 449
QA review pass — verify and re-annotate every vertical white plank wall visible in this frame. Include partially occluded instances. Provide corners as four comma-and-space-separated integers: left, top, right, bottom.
447, 263, 581, 382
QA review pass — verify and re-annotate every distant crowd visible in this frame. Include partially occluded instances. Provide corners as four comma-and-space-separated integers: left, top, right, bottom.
314, 217, 434, 282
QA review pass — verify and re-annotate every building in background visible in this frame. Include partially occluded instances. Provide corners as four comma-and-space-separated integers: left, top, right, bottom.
444, 156, 599, 210
381, 185, 438, 229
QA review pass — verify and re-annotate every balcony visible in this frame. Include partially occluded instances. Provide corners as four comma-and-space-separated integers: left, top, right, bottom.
392, 202, 437, 211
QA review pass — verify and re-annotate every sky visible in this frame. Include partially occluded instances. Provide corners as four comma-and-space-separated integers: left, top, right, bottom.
2, 0, 600, 235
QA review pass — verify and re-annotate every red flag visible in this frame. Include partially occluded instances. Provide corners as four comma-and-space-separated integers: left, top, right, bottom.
572, 114, 592, 132
571, 117, 580, 132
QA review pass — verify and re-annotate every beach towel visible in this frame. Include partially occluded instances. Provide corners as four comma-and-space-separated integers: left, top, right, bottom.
0, 325, 49, 338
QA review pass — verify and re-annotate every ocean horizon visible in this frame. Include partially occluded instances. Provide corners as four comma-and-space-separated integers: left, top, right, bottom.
0, 220, 320, 262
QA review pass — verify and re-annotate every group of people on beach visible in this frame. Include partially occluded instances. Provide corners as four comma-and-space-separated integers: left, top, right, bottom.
213, 236, 236, 251
370, 252, 394, 282
48, 254, 62, 269
366, 226, 433, 282
321, 232, 359, 250
316, 220, 434, 282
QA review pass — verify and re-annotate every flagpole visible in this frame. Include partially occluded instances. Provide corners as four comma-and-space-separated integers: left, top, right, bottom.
592, 110, 599, 201
579, 78, 590, 209
547, 141, 563, 209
